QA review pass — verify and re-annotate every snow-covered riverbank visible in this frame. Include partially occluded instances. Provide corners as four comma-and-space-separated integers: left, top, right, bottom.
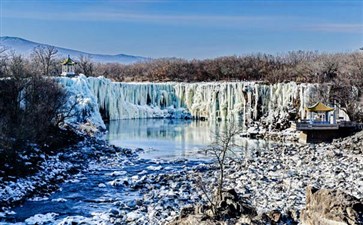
0, 137, 137, 221
2, 130, 361, 225
104, 132, 362, 224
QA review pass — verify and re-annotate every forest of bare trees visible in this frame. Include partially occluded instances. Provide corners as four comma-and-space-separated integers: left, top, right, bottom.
0, 47, 79, 177
92, 51, 363, 85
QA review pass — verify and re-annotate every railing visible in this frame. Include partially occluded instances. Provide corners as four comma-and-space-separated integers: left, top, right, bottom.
295, 121, 339, 130
295, 120, 363, 131
338, 121, 356, 127
338, 121, 363, 130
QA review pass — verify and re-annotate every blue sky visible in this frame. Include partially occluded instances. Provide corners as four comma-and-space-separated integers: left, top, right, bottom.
1, 0, 362, 59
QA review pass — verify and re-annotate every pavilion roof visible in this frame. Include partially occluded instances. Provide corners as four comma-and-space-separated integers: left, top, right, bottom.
306, 102, 334, 112
62, 56, 76, 65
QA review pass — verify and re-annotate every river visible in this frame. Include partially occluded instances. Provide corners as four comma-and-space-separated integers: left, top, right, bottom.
3, 119, 269, 224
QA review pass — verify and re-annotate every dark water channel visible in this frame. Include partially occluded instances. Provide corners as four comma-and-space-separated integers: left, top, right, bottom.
3, 119, 269, 223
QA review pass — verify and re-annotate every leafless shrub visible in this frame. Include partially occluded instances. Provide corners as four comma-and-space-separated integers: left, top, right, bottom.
203, 123, 244, 202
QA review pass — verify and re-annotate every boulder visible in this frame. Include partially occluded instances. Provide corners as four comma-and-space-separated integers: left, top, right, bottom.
301, 186, 363, 225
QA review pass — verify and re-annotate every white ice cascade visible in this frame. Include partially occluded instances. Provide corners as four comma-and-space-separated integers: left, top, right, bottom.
83, 76, 328, 124
56, 75, 106, 130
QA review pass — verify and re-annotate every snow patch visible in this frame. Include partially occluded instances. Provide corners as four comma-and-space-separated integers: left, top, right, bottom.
146, 165, 163, 171
24, 213, 58, 225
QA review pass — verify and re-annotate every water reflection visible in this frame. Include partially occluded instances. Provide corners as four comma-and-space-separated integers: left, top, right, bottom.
106, 119, 271, 160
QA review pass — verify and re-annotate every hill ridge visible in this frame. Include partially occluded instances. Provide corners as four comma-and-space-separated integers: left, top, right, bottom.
0, 36, 148, 64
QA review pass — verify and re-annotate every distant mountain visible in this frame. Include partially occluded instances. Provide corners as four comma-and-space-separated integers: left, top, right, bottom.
0, 36, 148, 64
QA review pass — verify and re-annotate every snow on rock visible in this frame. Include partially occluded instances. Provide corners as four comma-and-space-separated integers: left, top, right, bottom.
146, 165, 163, 171
0, 154, 73, 208
24, 212, 58, 225
56, 215, 103, 225
126, 211, 142, 222
98, 183, 106, 188
105, 171, 127, 177
51, 198, 67, 202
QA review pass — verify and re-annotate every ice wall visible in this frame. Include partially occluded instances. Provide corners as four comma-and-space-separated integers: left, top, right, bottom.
57, 75, 106, 131
87, 77, 190, 120
83, 76, 329, 125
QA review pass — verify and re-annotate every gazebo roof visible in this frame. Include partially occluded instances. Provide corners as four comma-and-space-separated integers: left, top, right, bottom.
62, 56, 76, 65
306, 102, 334, 112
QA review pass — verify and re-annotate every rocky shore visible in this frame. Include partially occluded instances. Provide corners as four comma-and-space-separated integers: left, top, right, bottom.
113, 130, 363, 224
169, 130, 363, 225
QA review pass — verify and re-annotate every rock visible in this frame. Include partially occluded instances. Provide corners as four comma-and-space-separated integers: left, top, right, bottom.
301, 186, 363, 225
169, 215, 215, 225
51, 198, 67, 202
179, 206, 195, 219
98, 183, 106, 188
267, 210, 281, 222
109, 208, 119, 216
24, 213, 58, 225
126, 211, 140, 222
287, 209, 300, 222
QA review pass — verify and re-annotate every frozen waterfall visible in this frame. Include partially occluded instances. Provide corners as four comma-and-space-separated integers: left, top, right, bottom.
57, 75, 330, 128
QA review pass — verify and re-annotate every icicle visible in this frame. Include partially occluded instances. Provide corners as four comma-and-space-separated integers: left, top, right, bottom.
60, 76, 325, 125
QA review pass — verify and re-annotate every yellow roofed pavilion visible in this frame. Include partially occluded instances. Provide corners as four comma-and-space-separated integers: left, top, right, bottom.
61, 55, 77, 77
305, 102, 334, 112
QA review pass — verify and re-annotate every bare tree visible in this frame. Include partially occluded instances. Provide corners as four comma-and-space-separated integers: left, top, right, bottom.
0, 46, 8, 77
330, 85, 362, 122
31, 45, 58, 76
204, 123, 243, 201
77, 54, 94, 76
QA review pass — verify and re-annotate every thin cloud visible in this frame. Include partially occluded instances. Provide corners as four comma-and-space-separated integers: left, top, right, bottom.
306, 23, 363, 33
1, 8, 278, 27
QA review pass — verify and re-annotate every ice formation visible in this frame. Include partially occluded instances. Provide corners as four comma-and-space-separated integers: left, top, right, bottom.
56, 74, 106, 131
58, 76, 330, 126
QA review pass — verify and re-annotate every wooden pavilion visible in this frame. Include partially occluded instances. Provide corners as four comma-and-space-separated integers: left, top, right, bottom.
294, 102, 358, 143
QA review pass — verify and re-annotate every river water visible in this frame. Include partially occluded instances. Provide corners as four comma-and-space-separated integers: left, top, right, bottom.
107, 119, 269, 160
4, 119, 269, 223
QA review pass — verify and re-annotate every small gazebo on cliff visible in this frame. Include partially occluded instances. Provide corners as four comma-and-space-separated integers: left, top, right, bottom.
61, 55, 77, 77
305, 102, 335, 124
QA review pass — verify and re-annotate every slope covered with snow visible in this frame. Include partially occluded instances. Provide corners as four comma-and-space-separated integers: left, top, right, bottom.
0, 36, 147, 64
